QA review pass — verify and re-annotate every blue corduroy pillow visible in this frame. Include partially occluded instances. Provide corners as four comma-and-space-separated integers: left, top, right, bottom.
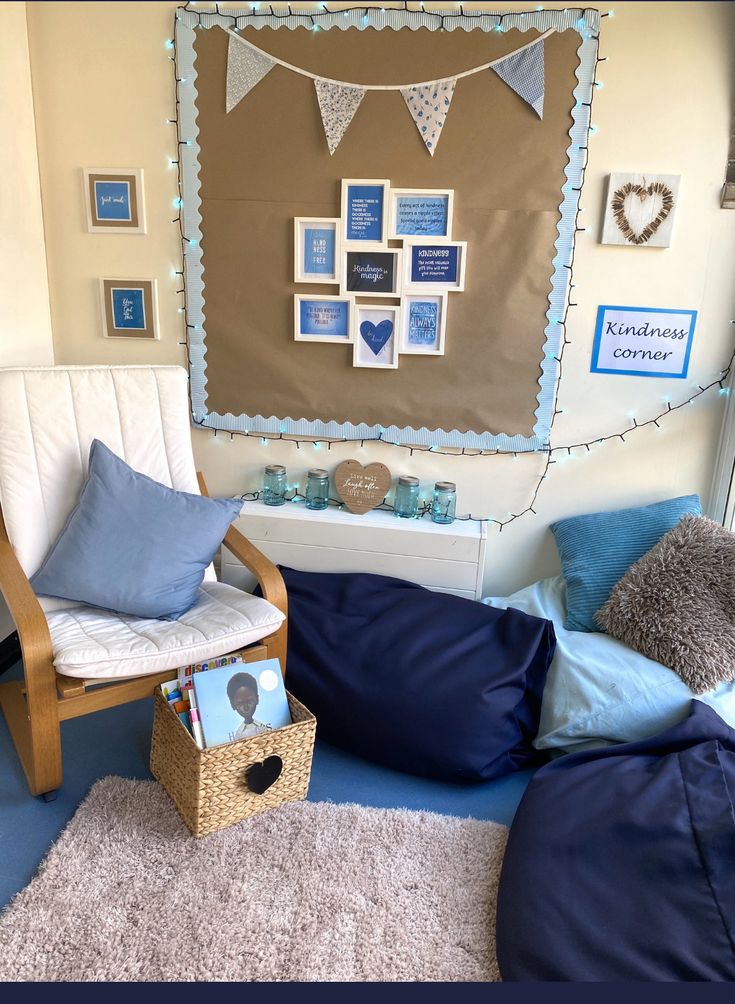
550, 494, 702, 633
31, 440, 242, 619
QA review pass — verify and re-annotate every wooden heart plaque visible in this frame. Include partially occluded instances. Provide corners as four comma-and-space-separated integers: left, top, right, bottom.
334, 460, 391, 515
611, 181, 674, 246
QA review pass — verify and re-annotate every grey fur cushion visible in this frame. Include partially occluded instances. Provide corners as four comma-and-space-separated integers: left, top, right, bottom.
595, 514, 735, 694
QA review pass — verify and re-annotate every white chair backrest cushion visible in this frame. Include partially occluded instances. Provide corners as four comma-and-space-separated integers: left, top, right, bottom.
0, 366, 216, 611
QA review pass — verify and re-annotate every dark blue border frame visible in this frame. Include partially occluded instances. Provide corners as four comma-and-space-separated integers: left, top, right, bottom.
590, 304, 697, 380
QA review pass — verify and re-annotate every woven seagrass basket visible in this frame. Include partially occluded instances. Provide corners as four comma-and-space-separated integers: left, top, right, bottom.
150, 687, 316, 837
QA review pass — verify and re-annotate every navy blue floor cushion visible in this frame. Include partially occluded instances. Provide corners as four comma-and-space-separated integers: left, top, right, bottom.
275, 567, 556, 783
497, 701, 735, 981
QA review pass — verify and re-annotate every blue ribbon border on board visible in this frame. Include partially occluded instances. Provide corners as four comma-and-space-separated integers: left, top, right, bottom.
176, 6, 600, 452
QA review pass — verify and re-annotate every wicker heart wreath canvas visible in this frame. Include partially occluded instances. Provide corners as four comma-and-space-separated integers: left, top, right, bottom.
176, 7, 600, 452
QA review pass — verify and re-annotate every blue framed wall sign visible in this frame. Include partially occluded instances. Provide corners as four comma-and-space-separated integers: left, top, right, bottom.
100, 279, 158, 339
294, 217, 339, 283
294, 295, 352, 342
399, 292, 448, 356
404, 241, 467, 291
341, 179, 389, 246
341, 249, 402, 297
390, 188, 453, 239
84, 168, 145, 233
591, 305, 697, 379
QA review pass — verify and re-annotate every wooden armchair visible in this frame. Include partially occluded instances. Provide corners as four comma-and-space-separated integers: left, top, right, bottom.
0, 366, 287, 799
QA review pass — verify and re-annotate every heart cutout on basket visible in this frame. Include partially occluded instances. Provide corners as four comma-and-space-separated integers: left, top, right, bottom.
334, 459, 392, 515
245, 754, 283, 795
360, 319, 394, 356
611, 181, 674, 246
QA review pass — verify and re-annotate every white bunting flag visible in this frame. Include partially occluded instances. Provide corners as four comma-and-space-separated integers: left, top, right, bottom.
314, 80, 366, 155
226, 33, 276, 113
491, 39, 545, 119
400, 79, 457, 156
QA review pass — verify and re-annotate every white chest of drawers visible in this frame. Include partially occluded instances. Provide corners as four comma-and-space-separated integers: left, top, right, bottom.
222, 501, 487, 600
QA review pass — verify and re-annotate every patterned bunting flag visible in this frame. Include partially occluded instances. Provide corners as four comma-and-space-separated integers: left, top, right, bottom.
314, 80, 366, 155
400, 79, 457, 156
226, 34, 276, 113
491, 39, 545, 119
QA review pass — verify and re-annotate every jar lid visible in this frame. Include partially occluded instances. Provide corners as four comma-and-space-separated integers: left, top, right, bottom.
434, 481, 456, 492
308, 468, 329, 479
398, 475, 419, 486
265, 464, 286, 475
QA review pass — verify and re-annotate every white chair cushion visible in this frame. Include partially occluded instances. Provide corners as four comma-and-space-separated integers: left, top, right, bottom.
45, 581, 285, 680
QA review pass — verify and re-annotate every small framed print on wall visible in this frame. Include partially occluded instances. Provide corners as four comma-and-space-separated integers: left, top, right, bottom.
83, 168, 145, 234
341, 179, 390, 247
341, 249, 402, 298
399, 292, 448, 355
353, 304, 400, 369
100, 279, 158, 339
403, 240, 467, 292
294, 294, 353, 343
389, 188, 454, 240
294, 218, 340, 284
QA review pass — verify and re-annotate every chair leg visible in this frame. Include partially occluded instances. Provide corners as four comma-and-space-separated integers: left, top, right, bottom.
0, 650, 62, 797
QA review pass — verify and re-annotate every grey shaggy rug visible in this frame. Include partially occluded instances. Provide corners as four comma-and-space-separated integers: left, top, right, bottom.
0, 777, 507, 982
596, 514, 735, 694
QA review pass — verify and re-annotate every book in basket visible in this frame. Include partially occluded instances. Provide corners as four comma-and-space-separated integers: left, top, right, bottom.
191, 658, 292, 749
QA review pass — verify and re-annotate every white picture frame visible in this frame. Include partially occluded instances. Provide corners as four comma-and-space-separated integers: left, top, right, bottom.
340, 178, 390, 248
600, 173, 681, 248
83, 168, 146, 234
294, 217, 340, 284
399, 292, 448, 356
388, 188, 454, 240
340, 248, 402, 299
294, 294, 353, 343
99, 278, 159, 339
352, 303, 400, 369
402, 240, 467, 292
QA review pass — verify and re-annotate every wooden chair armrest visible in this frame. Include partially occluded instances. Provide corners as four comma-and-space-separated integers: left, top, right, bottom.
222, 525, 288, 618
0, 511, 54, 665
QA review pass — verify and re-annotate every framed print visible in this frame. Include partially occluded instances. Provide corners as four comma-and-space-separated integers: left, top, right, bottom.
590, 305, 697, 379
399, 293, 448, 356
600, 173, 681, 248
353, 304, 400, 369
341, 179, 390, 246
294, 217, 340, 284
83, 168, 145, 233
294, 294, 353, 343
341, 249, 402, 298
403, 240, 467, 292
389, 188, 454, 240
99, 278, 159, 339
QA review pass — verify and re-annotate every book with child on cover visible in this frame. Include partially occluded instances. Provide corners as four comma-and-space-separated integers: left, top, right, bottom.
192, 658, 291, 749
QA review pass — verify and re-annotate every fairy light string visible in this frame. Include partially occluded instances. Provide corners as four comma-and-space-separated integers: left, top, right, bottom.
168, 3, 730, 531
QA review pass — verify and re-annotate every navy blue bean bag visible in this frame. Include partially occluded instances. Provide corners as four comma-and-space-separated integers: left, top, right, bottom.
496, 701, 735, 981
273, 567, 556, 783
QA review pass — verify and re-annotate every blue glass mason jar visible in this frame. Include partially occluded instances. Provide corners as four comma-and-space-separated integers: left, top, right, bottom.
305, 468, 329, 510
394, 475, 420, 519
431, 481, 457, 525
263, 464, 287, 506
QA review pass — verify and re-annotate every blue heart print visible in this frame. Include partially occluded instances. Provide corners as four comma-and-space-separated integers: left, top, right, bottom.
360, 319, 394, 356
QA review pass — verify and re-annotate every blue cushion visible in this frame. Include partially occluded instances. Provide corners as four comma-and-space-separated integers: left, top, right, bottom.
31, 440, 242, 619
275, 567, 557, 783
550, 494, 701, 632
484, 576, 735, 751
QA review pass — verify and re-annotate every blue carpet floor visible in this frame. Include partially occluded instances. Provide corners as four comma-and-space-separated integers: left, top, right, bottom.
0, 664, 533, 910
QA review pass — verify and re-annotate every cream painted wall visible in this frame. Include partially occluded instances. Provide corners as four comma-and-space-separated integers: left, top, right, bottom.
26, 1, 735, 595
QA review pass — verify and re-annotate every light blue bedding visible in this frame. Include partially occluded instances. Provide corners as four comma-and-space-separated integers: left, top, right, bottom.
483, 576, 735, 751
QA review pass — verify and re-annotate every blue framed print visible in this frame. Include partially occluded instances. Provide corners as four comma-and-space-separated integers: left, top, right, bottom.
404, 240, 467, 291
84, 168, 145, 233
100, 278, 158, 339
341, 179, 389, 246
591, 305, 697, 379
390, 188, 453, 239
294, 217, 339, 283
340, 248, 402, 298
294, 294, 352, 342
399, 292, 447, 355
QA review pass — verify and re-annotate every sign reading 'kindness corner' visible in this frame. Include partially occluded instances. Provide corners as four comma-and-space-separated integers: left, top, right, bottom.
591, 305, 697, 379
